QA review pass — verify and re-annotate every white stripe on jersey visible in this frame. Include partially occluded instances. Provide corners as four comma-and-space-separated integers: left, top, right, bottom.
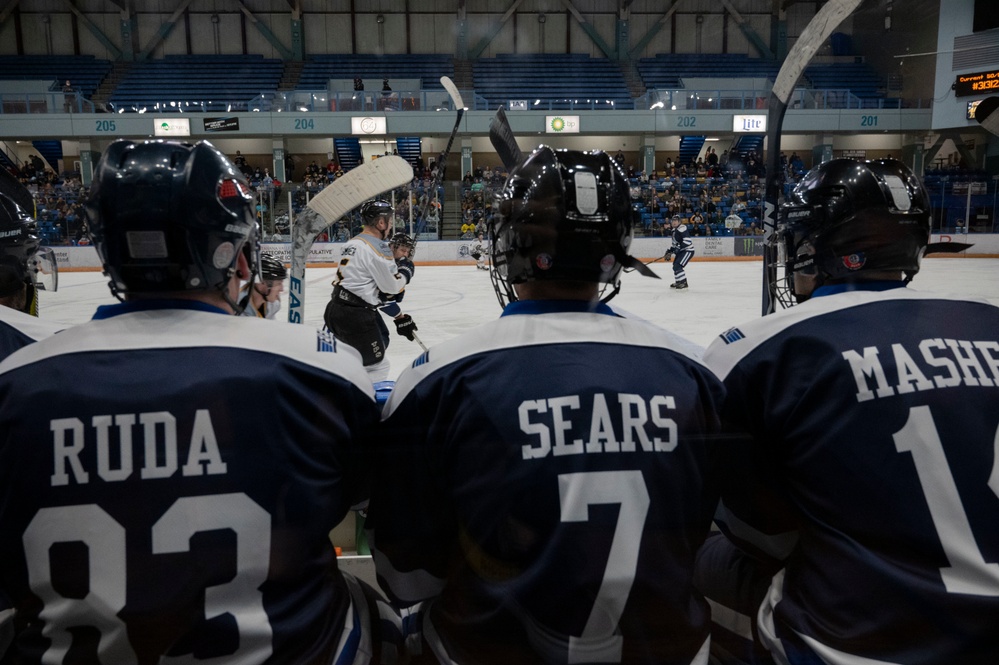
0, 308, 375, 400
0, 306, 65, 343
703, 288, 998, 381
759, 572, 902, 665
383, 310, 710, 417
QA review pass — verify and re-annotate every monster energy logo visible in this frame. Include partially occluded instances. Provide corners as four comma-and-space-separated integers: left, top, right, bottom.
743, 238, 756, 253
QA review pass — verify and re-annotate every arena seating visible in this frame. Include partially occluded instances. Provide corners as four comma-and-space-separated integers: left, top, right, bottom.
0, 55, 112, 99
637, 53, 780, 90
108, 54, 283, 112
472, 53, 633, 110
803, 62, 900, 108
297, 54, 454, 92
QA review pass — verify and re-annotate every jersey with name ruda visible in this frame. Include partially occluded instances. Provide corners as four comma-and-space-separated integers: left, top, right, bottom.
368, 299, 725, 665
704, 283, 999, 665
0, 299, 377, 665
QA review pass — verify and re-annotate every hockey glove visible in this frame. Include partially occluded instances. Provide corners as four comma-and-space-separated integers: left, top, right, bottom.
396, 257, 415, 284
394, 314, 418, 341
663, 250, 675, 261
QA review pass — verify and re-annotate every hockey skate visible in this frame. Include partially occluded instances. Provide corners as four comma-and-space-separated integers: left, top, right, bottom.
670, 279, 688, 289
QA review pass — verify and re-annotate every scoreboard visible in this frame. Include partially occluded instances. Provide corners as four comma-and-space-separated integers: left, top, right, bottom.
953, 68, 999, 97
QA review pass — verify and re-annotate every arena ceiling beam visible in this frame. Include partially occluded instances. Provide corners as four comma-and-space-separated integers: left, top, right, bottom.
60, 0, 122, 59
627, 0, 680, 60
233, 0, 294, 61
557, 0, 615, 60
720, 0, 776, 60
137, 0, 194, 60
0, 0, 21, 28
468, 0, 526, 60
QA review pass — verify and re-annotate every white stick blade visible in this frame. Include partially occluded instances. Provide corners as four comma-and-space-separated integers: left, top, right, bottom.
441, 75, 465, 110
306, 155, 413, 226
975, 96, 999, 137
772, 0, 866, 103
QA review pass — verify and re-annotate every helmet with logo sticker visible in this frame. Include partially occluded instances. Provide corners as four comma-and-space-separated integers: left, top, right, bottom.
85, 139, 257, 300
489, 145, 649, 307
0, 192, 42, 299
777, 158, 931, 303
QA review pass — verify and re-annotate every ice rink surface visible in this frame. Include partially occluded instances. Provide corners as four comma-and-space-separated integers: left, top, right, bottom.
42, 257, 999, 382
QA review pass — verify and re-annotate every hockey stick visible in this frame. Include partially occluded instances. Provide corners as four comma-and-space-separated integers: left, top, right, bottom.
412, 331, 429, 353
761, 0, 866, 316
288, 155, 413, 324
974, 96, 999, 137
415, 76, 465, 231
489, 106, 524, 170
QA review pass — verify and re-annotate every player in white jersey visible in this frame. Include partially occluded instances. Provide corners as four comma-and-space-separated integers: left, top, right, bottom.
0, 139, 400, 664
470, 232, 488, 270
0, 191, 62, 360
323, 199, 417, 381
367, 146, 726, 664
696, 159, 999, 665
238, 252, 286, 319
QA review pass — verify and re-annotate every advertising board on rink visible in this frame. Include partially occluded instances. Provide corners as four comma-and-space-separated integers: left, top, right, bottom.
46, 235, 999, 271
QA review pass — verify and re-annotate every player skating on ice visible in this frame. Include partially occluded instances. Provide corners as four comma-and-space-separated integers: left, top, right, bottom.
323, 199, 417, 381
470, 232, 489, 270
664, 214, 694, 289
239, 251, 286, 319
0, 192, 61, 360
696, 159, 999, 665
367, 146, 726, 665
0, 139, 399, 664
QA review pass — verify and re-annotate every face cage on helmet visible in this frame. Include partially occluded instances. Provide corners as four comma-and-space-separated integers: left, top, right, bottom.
773, 203, 824, 309
390, 234, 416, 258
486, 219, 625, 310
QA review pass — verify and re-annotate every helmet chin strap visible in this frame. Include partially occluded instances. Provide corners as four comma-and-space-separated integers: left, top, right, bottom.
21, 283, 38, 316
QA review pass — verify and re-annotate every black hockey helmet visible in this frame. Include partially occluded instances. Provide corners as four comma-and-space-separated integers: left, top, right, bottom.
776, 158, 931, 306
85, 139, 257, 300
389, 232, 416, 257
360, 199, 393, 225
0, 192, 42, 298
259, 252, 287, 281
488, 145, 653, 308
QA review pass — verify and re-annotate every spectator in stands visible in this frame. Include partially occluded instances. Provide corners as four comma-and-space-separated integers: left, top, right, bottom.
354, 76, 364, 91
789, 152, 804, 175
62, 80, 75, 113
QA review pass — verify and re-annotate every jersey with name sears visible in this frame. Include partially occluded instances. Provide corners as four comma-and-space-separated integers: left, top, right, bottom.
368, 300, 725, 665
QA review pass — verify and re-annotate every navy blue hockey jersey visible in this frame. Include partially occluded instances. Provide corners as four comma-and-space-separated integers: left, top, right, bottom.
671, 223, 693, 253
367, 300, 726, 665
703, 284, 999, 665
0, 300, 379, 664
